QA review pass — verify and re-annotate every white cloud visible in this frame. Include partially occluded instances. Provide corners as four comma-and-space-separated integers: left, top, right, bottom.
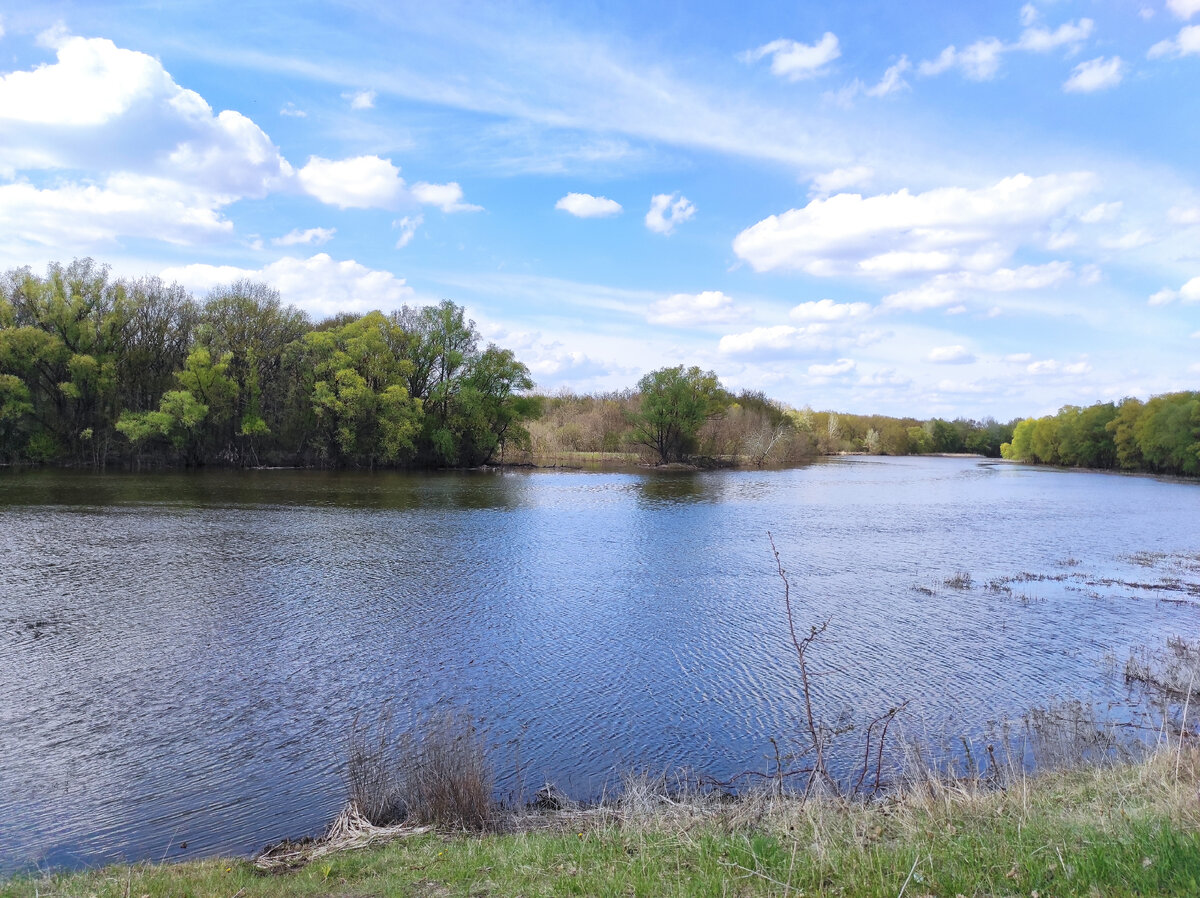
1149, 25, 1200, 57
789, 299, 871, 322
1168, 0, 1200, 20
1079, 201, 1122, 223
394, 214, 422, 248
411, 181, 482, 212
279, 102, 307, 118
1005, 352, 1033, 363
808, 358, 856, 377
160, 253, 415, 317
555, 192, 623, 218
717, 323, 832, 357
0, 34, 291, 199
1168, 205, 1200, 224
927, 345, 975, 364
1017, 19, 1094, 52
1028, 358, 1092, 375
295, 158, 479, 212
297, 155, 405, 208
918, 39, 1005, 80
881, 262, 1074, 310
810, 166, 872, 197
733, 174, 1094, 277
1148, 277, 1200, 305
1099, 229, 1152, 250
920, 14, 1093, 81
867, 56, 912, 97
743, 33, 841, 81
1063, 56, 1125, 93
272, 226, 335, 247
0, 175, 234, 249
645, 192, 695, 235
647, 290, 744, 326
344, 89, 376, 110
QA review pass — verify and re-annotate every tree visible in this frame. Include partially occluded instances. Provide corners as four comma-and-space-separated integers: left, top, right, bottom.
630, 365, 727, 464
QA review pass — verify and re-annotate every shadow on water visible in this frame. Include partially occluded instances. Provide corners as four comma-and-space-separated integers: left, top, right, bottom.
632, 471, 722, 507
0, 468, 528, 512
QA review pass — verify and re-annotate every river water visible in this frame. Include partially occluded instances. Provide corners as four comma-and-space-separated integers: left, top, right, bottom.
1, 457, 1198, 872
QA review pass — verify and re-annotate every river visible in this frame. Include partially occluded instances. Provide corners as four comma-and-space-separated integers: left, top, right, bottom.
1, 457, 1197, 872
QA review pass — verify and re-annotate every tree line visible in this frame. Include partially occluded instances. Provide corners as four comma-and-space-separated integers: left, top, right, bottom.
0, 259, 537, 468
4, 259, 1193, 476
1000, 394, 1200, 476
524, 365, 1016, 466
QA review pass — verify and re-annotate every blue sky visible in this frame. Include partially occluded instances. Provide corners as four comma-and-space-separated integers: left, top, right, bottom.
1, 0, 1198, 419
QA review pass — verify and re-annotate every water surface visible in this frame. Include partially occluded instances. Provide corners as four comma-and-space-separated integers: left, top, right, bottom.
1, 457, 1197, 872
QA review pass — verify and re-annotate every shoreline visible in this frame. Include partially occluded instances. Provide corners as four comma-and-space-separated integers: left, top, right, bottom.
4, 749, 1198, 896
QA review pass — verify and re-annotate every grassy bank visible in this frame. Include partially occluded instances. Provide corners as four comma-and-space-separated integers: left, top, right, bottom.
5, 748, 1198, 897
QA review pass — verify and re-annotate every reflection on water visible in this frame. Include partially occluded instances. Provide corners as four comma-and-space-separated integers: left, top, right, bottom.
1, 458, 1198, 873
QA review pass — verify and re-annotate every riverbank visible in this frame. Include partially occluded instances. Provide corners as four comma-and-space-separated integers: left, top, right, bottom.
3, 749, 1198, 897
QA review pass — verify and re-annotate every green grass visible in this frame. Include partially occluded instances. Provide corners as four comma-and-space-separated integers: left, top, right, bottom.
5, 750, 1200, 897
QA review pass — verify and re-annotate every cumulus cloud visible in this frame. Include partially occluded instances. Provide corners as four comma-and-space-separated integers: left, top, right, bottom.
0, 35, 290, 195
645, 192, 695, 235
393, 214, 422, 248
555, 192, 622, 218
279, 102, 307, 118
743, 33, 841, 81
926, 345, 975, 364
160, 253, 415, 317
0, 175, 234, 248
272, 226, 335, 247
808, 358, 856, 377
296, 156, 479, 212
1149, 25, 1200, 58
1063, 56, 1125, 92
810, 166, 872, 197
1168, 0, 1200, 20
789, 299, 871, 321
647, 290, 744, 326
717, 323, 832, 358
344, 89, 376, 110
1148, 277, 1200, 305
733, 174, 1094, 277
410, 181, 482, 212
297, 155, 405, 208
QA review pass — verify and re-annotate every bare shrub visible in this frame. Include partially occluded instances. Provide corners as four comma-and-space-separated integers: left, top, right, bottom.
403, 711, 494, 831
344, 708, 494, 831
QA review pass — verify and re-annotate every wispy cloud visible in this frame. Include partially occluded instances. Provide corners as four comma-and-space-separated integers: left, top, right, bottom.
742, 33, 841, 81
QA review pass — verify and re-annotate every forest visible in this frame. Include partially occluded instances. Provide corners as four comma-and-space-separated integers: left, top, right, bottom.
1000, 394, 1200, 477
0, 259, 1195, 475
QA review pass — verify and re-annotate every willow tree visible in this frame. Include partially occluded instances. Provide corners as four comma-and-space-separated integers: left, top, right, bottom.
630, 365, 727, 464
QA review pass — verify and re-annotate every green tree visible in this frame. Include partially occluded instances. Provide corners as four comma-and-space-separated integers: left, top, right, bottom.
630, 365, 727, 464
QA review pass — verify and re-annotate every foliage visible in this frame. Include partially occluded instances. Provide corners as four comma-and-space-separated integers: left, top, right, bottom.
1001, 393, 1200, 476
0, 260, 538, 469
629, 365, 727, 463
